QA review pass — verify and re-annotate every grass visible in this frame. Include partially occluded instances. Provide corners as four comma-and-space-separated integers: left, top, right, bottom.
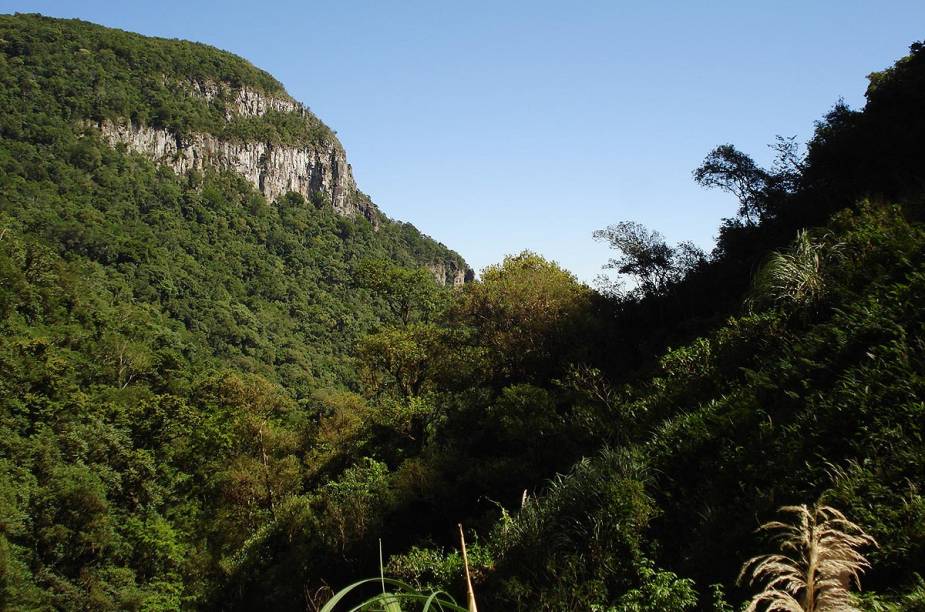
738, 504, 877, 612
321, 533, 476, 612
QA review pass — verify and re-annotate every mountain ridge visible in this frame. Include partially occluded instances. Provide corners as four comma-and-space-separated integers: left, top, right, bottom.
0, 13, 470, 282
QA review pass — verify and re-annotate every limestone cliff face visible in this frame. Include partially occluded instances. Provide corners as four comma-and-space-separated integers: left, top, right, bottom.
427, 260, 474, 288
94, 79, 377, 223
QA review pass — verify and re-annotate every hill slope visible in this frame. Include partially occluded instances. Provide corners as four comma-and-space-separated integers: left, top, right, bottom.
194, 41, 925, 611
0, 14, 470, 609
0, 13, 470, 389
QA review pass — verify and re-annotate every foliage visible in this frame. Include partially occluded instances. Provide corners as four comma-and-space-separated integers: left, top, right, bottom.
357, 324, 448, 398
453, 251, 593, 380
387, 542, 494, 595
356, 259, 444, 326
602, 560, 698, 612
481, 447, 658, 608
3, 13, 925, 612
746, 229, 840, 311
593, 220, 705, 298
693, 136, 803, 224
317, 459, 393, 552
858, 574, 925, 611
320, 577, 468, 612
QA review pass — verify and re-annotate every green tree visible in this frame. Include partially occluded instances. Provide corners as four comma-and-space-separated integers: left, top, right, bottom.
203, 374, 302, 542
316, 458, 392, 552
454, 251, 592, 379
357, 323, 447, 398
693, 137, 803, 225
693, 144, 771, 224
593, 221, 704, 298
356, 259, 443, 325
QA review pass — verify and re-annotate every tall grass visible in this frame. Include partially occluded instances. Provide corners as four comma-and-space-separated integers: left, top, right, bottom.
319, 577, 468, 612
738, 504, 877, 612
321, 532, 477, 612
747, 230, 841, 311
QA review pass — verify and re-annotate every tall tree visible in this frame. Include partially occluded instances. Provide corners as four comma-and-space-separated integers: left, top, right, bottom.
593, 221, 705, 298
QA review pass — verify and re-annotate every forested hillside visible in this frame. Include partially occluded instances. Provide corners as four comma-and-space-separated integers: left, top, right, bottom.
1, 13, 924, 612
0, 14, 469, 609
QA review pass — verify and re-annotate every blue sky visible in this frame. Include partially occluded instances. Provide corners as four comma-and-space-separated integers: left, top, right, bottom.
3, 1, 924, 282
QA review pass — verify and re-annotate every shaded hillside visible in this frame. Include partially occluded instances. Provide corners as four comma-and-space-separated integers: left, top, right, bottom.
310, 42, 925, 611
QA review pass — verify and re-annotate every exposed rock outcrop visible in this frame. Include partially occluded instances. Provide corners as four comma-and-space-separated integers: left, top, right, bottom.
427, 260, 474, 287
91, 82, 472, 284
183, 79, 299, 118
96, 120, 376, 221
93, 80, 378, 223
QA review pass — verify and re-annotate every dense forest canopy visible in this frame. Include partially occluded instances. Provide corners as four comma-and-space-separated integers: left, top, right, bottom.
0, 13, 923, 611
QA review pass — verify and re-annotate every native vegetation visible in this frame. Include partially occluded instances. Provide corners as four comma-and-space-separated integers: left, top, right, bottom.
1, 13, 924, 611
738, 504, 877, 612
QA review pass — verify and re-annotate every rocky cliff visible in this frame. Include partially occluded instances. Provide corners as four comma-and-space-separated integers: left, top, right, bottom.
94, 79, 378, 223
187, 80, 299, 118
427, 260, 475, 287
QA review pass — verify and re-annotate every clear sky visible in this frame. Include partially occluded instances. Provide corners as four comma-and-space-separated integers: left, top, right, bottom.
3, 1, 924, 283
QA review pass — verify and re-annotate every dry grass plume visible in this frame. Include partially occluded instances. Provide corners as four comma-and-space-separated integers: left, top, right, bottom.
738, 504, 877, 612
